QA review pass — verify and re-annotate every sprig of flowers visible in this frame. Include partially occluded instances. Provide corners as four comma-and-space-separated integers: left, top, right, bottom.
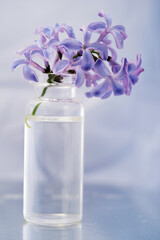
12, 10, 144, 101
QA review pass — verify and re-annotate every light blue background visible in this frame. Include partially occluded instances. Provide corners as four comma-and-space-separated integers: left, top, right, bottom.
0, 0, 159, 190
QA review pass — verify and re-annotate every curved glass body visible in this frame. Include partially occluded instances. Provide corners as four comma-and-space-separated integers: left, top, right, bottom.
24, 77, 84, 226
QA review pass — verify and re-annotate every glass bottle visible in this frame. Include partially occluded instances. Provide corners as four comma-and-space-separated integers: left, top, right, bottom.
23, 74, 84, 226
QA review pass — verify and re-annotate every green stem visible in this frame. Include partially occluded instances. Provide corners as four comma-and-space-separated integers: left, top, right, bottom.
25, 116, 31, 128
31, 81, 53, 117
25, 74, 63, 129
32, 102, 41, 116
41, 85, 51, 97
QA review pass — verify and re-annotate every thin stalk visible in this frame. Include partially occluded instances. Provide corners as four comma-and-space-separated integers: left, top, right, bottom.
25, 68, 64, 128
25, 116, 31, 128
32, 102, 42, 116
31, 74, 64, 116
31, 85, 52, 117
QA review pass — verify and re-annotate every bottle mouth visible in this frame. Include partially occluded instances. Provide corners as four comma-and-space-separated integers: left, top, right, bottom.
29, 73, 76, 88
30, 73, 76, 100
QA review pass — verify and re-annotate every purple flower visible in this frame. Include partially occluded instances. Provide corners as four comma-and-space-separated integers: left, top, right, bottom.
85, 58, 125, 98
35, 24, 75, 42
12, 59, 39, 82
86, 52, 144, 99
86, 79, 111, 98
110, 54, 144, 95
23, 65, 38, 82
53, 59, 69, 74
88, 10, 127, 49
34, 24, 76, 72
12, 49, 43, 82
17, 44, 49, 71
59, 25, 110, 89
127, 54, 144, 84
12, 10, 144, 101
59, 38, 95, 72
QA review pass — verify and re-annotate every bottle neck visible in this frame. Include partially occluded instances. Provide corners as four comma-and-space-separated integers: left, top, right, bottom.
34, 83, 76, 101
30, 73, 76, 101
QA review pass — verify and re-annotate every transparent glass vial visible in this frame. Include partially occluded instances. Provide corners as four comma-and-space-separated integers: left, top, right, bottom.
24, 75, 84, 226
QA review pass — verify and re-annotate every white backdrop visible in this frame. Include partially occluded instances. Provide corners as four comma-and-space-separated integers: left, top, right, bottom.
0, 0, 159, 190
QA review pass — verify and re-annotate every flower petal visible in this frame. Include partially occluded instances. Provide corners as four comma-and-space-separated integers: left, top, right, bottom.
23, 65, 38, 82
98, 10, 112, 29
53, 60, 68, 73
133, 67, 144, 77
45, 38, 58, 48
57, 24, 75, 38
91, 79, 109, 97
109, 76, 124, 96
108, 47, 117, 61
42, 48, 54, 60
58, 46, 73, 61
72, 58, 82, 67
75, 68, 85, 87
85, 92, 92, 98
101, 90, 112, 99
114, 58, 127, 79
42, 27, 54, 38
127, 54, 144, 79
41, 35, 46, 44
85, 79, 111, 99
81, 49, 94, 71
136, 54, 142, 69
80, 25, 91, 44
111, 25, 127, 39
18, 45, 40, 55
12, 59, 28, 71
101, 36, 112, 45
94, 59, 110, 78
87, 21, 106, 31
35, 26, 54, 39
88, 42, 108, 60
128, 63, 136, 72
30, 49, 46, 62
112, 64, 121, 74
122, 75, 132, 95
110, 31, 124, 49
112, 25, 125, 32
85, 72, 101, 87
60, 38, 82, 50
129, 73, 138, 85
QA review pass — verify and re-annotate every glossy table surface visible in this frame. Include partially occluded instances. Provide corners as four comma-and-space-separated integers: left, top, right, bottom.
0, 181, 160, 240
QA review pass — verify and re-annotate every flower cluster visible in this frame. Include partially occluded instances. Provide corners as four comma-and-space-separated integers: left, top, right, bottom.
12, 10, 144, 99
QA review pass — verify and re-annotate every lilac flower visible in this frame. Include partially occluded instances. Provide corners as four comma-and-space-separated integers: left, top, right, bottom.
12, 45, 45, 82
35, 24, 75, 42
53, 59, 69, 74
12, 59, 39, 82
126, 54, 144, 85
12, 10, 144, 101
86, 58, 125, 99
86, 53, 144, 99
60, 26, 108, 72
18, 45, 47, 71
110, 54, 144, 95
59, 25, 110, 88
88, 10, 127, 49
12, 24, 75, 80
23, 65, 38, 82
59, 38, 95, 72
34, 24, 75, 72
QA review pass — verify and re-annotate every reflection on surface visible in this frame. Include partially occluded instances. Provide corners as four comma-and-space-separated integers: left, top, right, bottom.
0, 181, 160, 240
23, 223, 82, 240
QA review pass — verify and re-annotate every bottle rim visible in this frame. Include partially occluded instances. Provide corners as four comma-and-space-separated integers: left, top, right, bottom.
29, 73, 76, 88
